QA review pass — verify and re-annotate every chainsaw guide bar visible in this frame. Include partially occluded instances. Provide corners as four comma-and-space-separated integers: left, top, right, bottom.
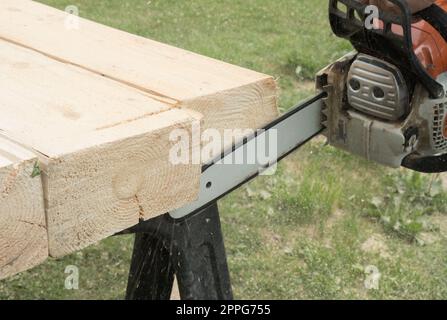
169, 93, 326, 219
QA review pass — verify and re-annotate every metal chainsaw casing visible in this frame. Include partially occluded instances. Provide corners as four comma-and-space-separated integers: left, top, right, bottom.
317, 52, 447, 168
320, 0, 447, 171
405, 73, 447, 156
347, 54, 409, 121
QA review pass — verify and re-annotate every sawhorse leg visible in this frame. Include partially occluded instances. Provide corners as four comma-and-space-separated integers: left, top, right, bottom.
125, 202, 233, 300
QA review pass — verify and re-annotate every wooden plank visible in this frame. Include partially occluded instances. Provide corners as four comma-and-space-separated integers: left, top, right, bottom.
0, 135, 48, 279
0, 0, 279, 264
0, 39, 202, 257
0, 0, 278, 157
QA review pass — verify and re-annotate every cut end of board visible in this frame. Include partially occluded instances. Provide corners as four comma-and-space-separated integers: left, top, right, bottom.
180, 78, 279, 161
43, 109, 203, 257
0, 135, 48, 280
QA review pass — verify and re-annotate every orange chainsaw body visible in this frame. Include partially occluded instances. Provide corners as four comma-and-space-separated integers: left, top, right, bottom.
411, 0, 447, 78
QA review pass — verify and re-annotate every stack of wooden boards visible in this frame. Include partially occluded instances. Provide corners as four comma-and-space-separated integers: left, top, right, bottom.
0, 0, 278, 279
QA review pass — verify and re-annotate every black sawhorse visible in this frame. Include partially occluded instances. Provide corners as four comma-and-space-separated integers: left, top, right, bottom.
117, 93, 326, 300
119, 202, 233, 300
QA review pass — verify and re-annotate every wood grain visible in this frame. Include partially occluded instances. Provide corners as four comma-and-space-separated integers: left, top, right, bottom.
0, 39, 202, 257
0, 135, 48, 279
0, 0, 279, 266
0, 0, 278, 158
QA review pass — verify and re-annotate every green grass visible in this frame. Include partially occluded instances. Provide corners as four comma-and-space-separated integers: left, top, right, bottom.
1, 0, 447, 300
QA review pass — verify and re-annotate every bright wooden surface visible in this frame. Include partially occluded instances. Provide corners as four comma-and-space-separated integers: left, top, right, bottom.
0, 0, 278, 275
0, 0, 278, 141
0, 39, 202, 257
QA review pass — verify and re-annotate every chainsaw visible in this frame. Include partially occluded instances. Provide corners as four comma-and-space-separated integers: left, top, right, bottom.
319, 0, 447, 173
166, 0, 447, 219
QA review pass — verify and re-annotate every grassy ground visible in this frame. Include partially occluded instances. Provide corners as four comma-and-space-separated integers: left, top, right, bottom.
1, 0, 447, 299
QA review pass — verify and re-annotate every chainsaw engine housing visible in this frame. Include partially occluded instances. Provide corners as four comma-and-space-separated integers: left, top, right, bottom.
317, 52, 447, 168
320, 0, 447, 171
